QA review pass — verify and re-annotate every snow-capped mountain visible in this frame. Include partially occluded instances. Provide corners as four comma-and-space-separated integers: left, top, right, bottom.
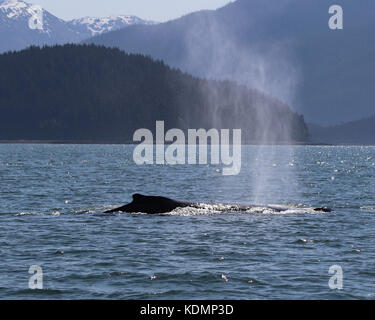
1, 0, 41, 21
69, 15, 154, 37
0, 0, 82, 52
0, 0, 154, 53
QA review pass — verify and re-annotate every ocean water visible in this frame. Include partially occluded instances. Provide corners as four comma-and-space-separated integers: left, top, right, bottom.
0, 144, 374, 300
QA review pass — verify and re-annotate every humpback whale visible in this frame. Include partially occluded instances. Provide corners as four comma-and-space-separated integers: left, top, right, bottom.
104, 194, 332, 214
104, 194, 194, 214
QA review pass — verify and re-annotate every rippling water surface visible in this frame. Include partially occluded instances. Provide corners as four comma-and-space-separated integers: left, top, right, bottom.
0, 144, 374, 299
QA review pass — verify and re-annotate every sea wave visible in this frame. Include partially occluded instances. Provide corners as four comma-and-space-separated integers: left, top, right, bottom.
360, 206, 375, 211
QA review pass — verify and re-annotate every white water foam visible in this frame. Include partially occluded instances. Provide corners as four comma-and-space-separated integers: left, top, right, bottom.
164, 203, 325, 216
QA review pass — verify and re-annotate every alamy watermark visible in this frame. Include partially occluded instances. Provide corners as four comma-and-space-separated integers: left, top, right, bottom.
28, 265, 43, 290
28, 5, 44, 31
328, 265, 343, 290
329, 5, 343, 30
133, 121, 242, 176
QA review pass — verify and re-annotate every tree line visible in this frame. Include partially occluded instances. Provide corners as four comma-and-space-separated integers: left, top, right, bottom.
0, 44, 309, 142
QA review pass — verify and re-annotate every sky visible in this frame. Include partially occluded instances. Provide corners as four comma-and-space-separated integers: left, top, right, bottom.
27, 0, 233, 22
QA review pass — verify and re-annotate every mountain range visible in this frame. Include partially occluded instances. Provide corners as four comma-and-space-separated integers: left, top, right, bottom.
1, 0, 374, 144
0, 0, 154, 53
87, 0, 375, 128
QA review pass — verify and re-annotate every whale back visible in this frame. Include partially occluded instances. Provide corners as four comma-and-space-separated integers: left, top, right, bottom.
125, 194, 190, 213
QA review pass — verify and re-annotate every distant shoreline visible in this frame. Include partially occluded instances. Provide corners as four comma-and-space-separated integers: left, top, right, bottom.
0, 140, 335, 146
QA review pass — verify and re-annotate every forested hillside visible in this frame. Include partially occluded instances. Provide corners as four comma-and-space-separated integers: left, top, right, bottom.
0, 44, 309, 142
309, 117, 375, 145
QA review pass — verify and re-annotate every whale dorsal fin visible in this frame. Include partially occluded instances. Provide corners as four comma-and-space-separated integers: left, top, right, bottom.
132, 193, 146, 201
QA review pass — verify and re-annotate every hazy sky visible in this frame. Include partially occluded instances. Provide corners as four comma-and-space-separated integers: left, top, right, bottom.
27, 0, 232, 22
